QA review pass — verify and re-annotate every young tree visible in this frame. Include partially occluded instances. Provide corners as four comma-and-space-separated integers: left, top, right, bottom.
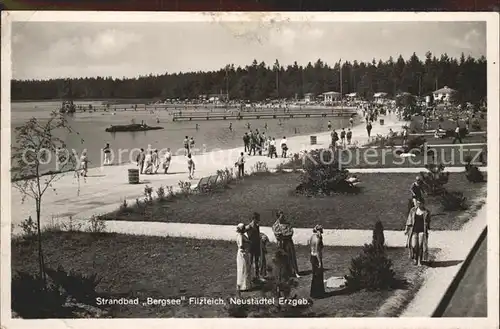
11, 111, 81, 285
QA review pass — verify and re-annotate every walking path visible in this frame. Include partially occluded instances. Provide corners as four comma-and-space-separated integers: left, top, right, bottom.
101, 221, 458, 249
10, 112, 405, 231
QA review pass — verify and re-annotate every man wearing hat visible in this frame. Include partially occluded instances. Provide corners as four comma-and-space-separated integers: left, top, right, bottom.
410, 176, 426, 207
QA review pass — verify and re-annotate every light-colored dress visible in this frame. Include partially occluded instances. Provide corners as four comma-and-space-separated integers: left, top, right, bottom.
236, 233, 252, 291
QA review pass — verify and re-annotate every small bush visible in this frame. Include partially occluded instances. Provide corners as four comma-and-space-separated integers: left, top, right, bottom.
345, 243, 397, 291
144, 185, 153, 202
156, 186, 166, 200
19, 216, 38, 239
118, 199, 128, 213
296, 149, 360, 196
11, 271, 69, 318
407, 136, 426, 152
421, 163, 449, 195
441, 191, 468, 211
253, 161, 270, 173
45, 265, 102, 305
60, 216, 83, 232
178, 181, 192, 195
471, 119, 482, 131
346, 222, 396, 291
372, 221, 385, 251
86, 215, 106, 233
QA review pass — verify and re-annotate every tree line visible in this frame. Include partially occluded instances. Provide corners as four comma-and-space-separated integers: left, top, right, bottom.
11, 51, 486, 103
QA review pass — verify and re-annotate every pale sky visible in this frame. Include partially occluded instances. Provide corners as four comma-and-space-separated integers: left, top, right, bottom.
12, 21, 486, 80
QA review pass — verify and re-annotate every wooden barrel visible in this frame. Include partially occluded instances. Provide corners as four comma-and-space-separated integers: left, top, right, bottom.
310, 136, 317, 145
379, 118, 385, 125
128, 169, 140, 184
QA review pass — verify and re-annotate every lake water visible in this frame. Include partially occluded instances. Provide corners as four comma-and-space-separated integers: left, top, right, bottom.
10, 101, 355, 170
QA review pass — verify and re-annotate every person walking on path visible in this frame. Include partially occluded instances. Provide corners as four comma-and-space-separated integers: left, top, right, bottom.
280, 136, 288, 158
346, 128, 353, 145
331, 129, 339, 150
189, 137, 196, 153
452, 124, 463, 144
405, 200, 431, 266
243, 132, 250, 153
349, 115, 354, 128
187, 154, 195, 179
183, 136, 190, 156
152, 149, 159, 174
136, 148, 145, 174
249, 132, 257, 156
236, 223, 252, 292
340, 128, 346, 148
236, 152, 245, 178
103, 143, 112, 165
272, 210, 300, 278
163, 148, 172, 174
366, 121, 373, 140
143, 150, 153, 174
79, 151, 89, 177
246, 212, 262, 280
309, 224, 325, 298
269, 137, 277, 158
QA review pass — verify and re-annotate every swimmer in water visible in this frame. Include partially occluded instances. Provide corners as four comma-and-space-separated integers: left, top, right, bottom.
229, 122, 233, 131
196, 123, 199, 130
156, 117, 160, 123
264, 123, 268, 130
246, 123, 251, 129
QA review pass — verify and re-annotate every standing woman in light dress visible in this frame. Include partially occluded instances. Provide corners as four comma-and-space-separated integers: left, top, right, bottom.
236, 223, 252, 292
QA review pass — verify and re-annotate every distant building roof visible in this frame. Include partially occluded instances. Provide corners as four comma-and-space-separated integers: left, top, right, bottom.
304, 93, 315, 96
346, 92, 357, 97
433, 86, 457, 94
322, 91, 340, 95
374, 92, 388, 98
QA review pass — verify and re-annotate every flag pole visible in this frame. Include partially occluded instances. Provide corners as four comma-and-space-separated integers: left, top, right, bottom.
339, 58, 343, 109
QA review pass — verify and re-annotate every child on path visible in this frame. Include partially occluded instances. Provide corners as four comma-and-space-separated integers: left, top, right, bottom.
136, 148, 145, 174
144, 151, 153, 174
187, 154, 195, 179
152, 149, 159, 174
80, 151, 89, 177
184, 136, 190, 156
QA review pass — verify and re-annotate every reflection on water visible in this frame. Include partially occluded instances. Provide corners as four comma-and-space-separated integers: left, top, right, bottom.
11, 101, 356, 170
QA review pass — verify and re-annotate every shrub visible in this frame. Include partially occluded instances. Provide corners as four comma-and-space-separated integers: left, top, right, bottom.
118, 199, 128, 213
178, 181, 192, 195
18, 216, 38, 239
144, 185, 153, 202
60, 216, 83, 232
156, 186, 166, 201
296, 149, 360, 196
345, 243, 397, 291
421, 163, 449, 195
471, 119, 482, 131
253, 161, 270, 174
86, 215, 106, 233
45, 265, 102, 305
346, 221, 396, 291
11, 271, 69, 318
406, 136, 426, 153
441, 191, 468, 211
372, 221, 385, 251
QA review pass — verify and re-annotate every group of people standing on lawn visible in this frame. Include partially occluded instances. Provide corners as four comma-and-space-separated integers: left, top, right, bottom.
242, 130, 289, 158
235, 210, 326, 299
330, 127, 353, 149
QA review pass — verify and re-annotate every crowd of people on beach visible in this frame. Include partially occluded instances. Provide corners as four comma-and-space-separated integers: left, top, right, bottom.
242, 130, 289, 159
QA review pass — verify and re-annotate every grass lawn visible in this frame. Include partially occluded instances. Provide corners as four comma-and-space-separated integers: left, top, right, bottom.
102, 172, 486, 231
11, 232, 425, 317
